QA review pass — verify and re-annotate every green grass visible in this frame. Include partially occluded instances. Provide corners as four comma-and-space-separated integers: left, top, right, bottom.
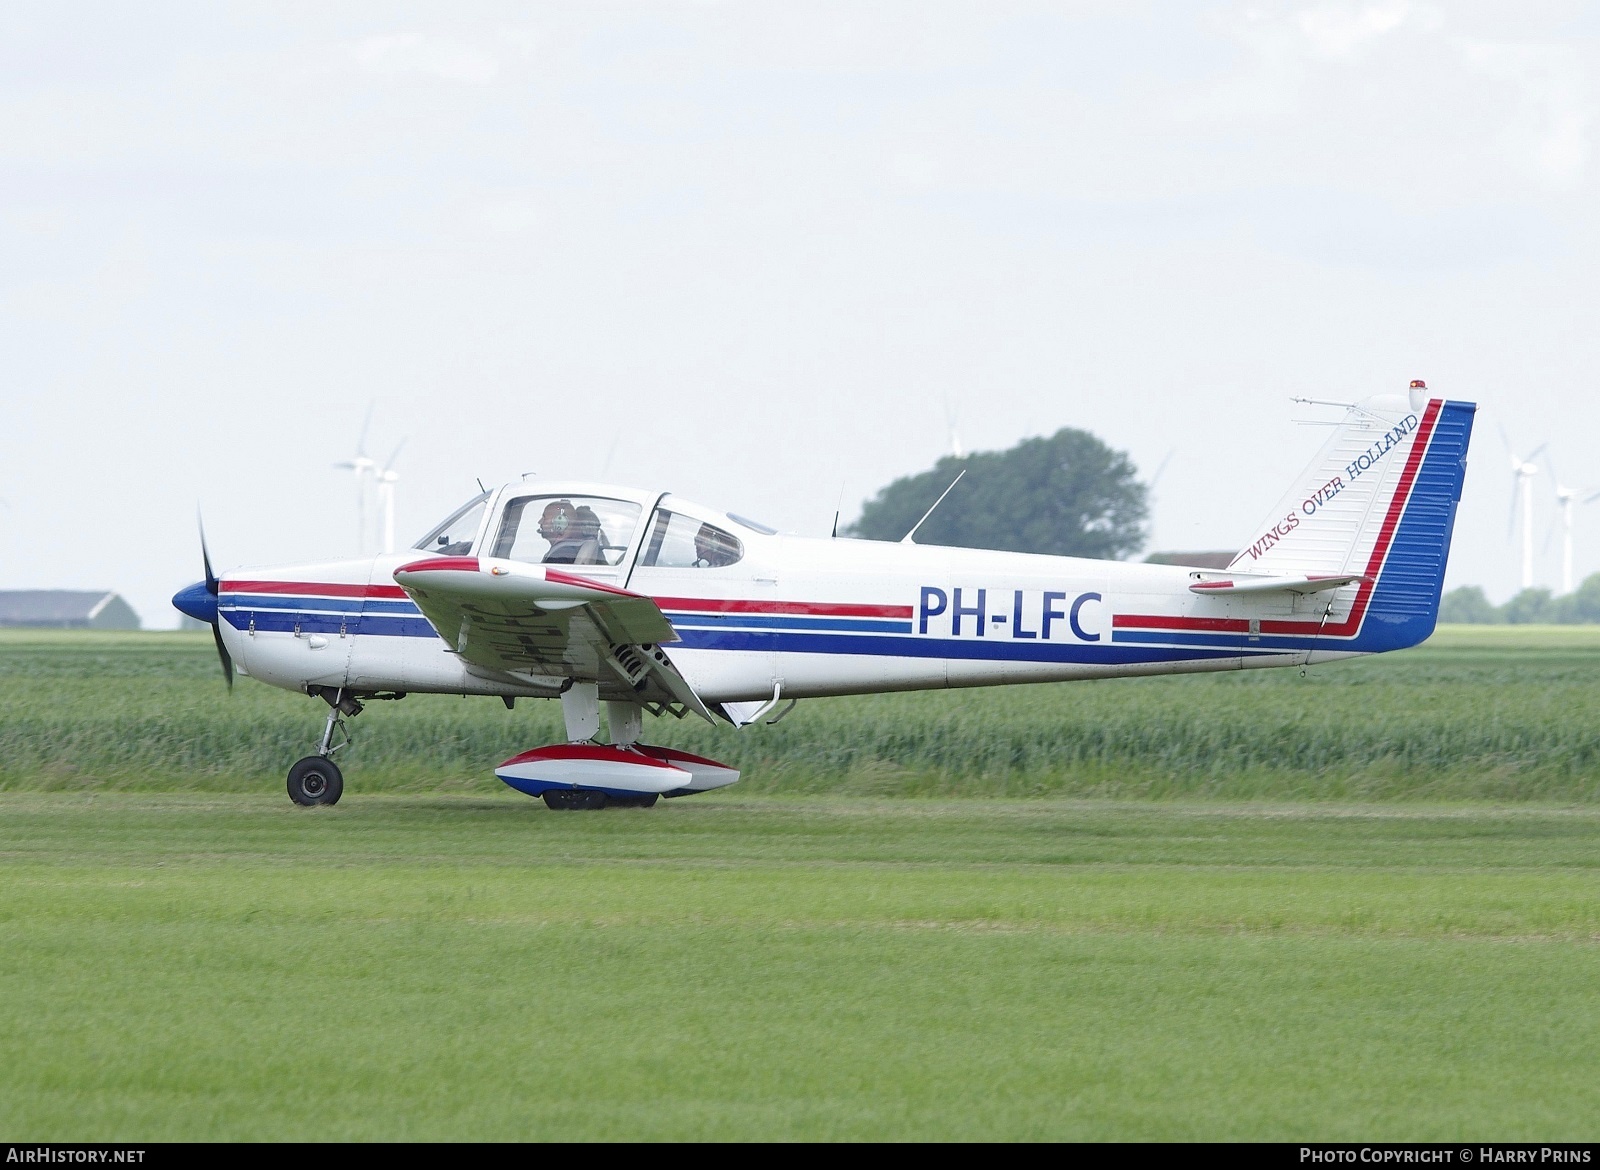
1, 793, 1597, 1140
3, 626, 1600, 801
3, 631, 1599, 1138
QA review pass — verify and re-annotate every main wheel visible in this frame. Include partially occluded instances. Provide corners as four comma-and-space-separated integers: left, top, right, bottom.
542, 789, 609, 810
609, 794, 658, 809
287, 756, 344, 806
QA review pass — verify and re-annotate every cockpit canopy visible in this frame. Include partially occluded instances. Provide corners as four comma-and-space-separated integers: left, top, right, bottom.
412, 485, 765, 570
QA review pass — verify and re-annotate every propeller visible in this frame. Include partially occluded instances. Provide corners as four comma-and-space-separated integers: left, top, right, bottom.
1144, 448, 1177, 553
1499, 425, 1544, 540
200, 519, 233, 690
1148, 449, 1176, 493
1541, 451, 1600, 594
172, 515, 233, 690
1499, 424, 1547, 590
1542, 451, 1566, 555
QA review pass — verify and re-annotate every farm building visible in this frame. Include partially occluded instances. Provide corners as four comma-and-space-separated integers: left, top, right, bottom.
0, 590, 142, 630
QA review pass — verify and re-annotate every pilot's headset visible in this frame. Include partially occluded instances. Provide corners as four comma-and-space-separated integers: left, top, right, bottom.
539, 501, 576, 540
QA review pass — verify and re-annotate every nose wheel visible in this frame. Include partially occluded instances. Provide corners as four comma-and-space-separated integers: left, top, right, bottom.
286, 687, 362, 806
287, 756, 344, 806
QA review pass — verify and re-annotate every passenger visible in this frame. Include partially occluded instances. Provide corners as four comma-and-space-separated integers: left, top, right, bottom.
694, 523, 739, 568
570, 506, 606, 565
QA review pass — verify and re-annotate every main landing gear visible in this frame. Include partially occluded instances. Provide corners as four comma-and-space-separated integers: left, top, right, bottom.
494, 685, 740, 810
533, 687, 656, 811
286, 687, 363, 807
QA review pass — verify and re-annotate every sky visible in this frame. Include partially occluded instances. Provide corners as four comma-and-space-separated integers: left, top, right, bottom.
4, 1, 1599, 627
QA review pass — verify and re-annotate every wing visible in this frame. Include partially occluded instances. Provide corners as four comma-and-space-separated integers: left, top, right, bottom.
393, 556, 713, 720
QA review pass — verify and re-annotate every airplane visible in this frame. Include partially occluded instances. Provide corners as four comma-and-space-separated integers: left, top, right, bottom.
173, 382, 1474, 809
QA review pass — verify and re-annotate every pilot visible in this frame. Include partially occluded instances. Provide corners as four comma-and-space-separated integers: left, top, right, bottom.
538, 501, 585, 564
694, 523, 738, 568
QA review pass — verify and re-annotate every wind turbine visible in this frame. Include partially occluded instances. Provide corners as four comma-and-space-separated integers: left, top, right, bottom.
1542, 452, 1600, 595
1502, 427, 1545, 591
941, 394, 963, 459
334, 405, 378, 555
1144, 448, 1176, 553
375, 439, 406, 555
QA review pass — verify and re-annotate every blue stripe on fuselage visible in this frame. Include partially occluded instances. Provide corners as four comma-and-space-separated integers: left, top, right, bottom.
221, 594, 420, 615
663, 611, 913, 634
221, 610, 439, 638
671, 627, 1271, 665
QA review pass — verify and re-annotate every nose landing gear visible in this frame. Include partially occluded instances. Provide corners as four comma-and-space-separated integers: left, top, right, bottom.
286, 687, 363, 806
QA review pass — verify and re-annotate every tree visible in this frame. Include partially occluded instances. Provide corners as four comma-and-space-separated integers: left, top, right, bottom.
1503, 587, 1555, 624
847, 428, 1148, 559
1438, 586, 1502, 624
1562, 573, 1600, 624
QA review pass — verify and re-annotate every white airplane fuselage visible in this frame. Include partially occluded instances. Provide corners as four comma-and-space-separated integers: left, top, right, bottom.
217, 535, 1358, 706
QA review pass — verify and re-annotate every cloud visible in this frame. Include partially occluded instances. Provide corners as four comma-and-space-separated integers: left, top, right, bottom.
476, 198, 541, 234
352, 33, 499, 86
1461, 40, 1592, 188
1297, 2, 1414, 61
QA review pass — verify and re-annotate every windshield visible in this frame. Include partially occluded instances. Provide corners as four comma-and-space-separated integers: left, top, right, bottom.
491, 495, 643, 566
412, 493, 489, 556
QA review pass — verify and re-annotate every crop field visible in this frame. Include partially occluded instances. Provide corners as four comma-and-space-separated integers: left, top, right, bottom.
4, 625, 1600, 801
1, 628, 1598, 1140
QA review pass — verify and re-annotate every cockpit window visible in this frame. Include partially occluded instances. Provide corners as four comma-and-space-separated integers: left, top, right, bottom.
412, 493, 489, 556
492, 495, 642, 566
641, 510, 744, 569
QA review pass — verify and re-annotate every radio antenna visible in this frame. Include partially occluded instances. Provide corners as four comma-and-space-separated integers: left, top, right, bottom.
901, 470, 965, 544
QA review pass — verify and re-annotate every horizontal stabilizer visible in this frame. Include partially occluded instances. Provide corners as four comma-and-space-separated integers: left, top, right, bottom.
1188, 573, 1368, 596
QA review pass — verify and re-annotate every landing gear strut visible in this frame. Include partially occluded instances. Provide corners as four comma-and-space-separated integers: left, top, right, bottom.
286, 688, 363, 806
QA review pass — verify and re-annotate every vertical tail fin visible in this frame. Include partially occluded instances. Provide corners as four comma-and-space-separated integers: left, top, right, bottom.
1232, 391, 1475, 651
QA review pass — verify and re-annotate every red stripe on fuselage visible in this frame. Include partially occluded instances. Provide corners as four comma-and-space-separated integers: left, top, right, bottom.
1116, 399, 1443, 639
653, 596, 914, 618
1111, 613, 1249, 632
220, 579, 410, 600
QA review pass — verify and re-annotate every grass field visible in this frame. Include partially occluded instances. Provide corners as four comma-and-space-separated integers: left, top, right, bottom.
1, 629, 1597, 1139
2, 794, 1597, 1140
